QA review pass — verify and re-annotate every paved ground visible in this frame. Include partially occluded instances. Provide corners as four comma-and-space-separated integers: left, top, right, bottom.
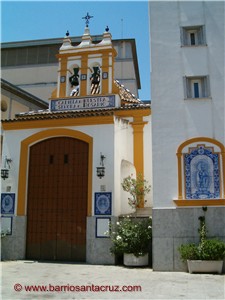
0, 261, 224, 300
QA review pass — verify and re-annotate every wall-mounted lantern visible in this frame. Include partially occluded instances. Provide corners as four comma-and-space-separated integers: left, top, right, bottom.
96, 153, 106, 179
1, 156, 12, 180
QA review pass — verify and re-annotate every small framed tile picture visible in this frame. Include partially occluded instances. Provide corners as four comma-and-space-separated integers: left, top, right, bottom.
94, 192, 112, 215
96, 217, 111, 238
1, 193, 15, 215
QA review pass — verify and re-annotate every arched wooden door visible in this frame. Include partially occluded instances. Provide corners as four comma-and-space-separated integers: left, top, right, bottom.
26, 137, 88, 261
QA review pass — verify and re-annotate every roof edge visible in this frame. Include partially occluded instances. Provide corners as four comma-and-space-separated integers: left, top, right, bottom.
1, 78, 48, 108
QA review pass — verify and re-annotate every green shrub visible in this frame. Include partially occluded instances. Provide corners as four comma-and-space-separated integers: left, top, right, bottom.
109, 217, 152, 257
200, 239, 225, 260
178, 210, 225, 261
121, 173, 151, 209
178, 244, 200, 261
179, 239, 225, 261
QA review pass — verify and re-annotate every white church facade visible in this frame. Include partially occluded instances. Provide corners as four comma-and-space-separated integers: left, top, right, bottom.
1, 25, 151, 263
1, 1, 225, 272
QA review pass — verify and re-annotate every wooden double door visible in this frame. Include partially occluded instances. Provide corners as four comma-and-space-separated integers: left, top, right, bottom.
26, 137, 88, 261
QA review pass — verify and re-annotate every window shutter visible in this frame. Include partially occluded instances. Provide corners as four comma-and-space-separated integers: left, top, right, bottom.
206, 75, 210, 97
181, 27, 189, 45
201, 77, 206, 97
183, 76, 190, 98
180, 27, 184, 46
197, 27, 203, 45
183, 29, 188, 45
187, 78, 192, 98
201, 76, 210, 97
202, 25, 206, 45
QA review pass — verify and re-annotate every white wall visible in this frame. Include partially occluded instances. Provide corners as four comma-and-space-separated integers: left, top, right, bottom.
1, 65, 58, 101
150, 1, 225, 207
144, 115, 152, 207
113, 115, 152, 214
114, 117, 134, 215
2, 116, 150, 217
1, 124, 115, 216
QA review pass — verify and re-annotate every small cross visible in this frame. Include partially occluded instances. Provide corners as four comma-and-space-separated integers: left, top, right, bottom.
82, 12, 93, 27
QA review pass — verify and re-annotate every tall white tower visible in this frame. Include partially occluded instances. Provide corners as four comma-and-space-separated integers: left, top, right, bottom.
150, 1, 225, 271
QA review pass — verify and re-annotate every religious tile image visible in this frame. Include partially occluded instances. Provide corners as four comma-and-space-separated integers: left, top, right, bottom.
1, 193, 15, 214
184, 146, 220, 199
94, 192, 112, 215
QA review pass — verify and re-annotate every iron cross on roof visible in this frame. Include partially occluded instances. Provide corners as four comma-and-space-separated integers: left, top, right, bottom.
82, 13, 93, 27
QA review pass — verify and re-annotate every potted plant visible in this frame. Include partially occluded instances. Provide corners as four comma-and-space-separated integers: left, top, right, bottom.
109, 216, 152, 266
178, 208, 225, 274
108, 174, 152, 266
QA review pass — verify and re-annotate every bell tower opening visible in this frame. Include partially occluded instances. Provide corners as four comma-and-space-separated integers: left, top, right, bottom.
90, 64, 101, 94
69, 66, 80, 96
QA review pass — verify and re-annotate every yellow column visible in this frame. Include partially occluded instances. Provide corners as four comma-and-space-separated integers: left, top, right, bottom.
80, 54, 88, 96
59, 57, 67, 97
131, 117, 148, 207
101, 52, 109, 94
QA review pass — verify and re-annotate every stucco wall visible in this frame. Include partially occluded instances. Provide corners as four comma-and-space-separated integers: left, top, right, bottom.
150, 1, 225, 208
1, 116, 151, 263
1, 65, 58, 102
1, 124, 116, 216
150, 1, 225, 271
2, 113, 152, 217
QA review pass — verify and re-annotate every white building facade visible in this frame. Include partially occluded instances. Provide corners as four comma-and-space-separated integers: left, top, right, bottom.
1, 27, 151, 263
150, 1, 225, 271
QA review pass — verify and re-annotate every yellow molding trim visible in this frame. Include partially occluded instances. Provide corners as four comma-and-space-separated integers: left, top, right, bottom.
57, 48, 117, 58
59, 58, 68, 97
174, 199, 225, 206
2, 108, 152, 131
177, 153, 183, 199
177, 137, 225, 153
80, 56, 88, 96
17, 128, 93, 216
115, 108, 151, 118
221, 152, 225, 198
2, 115, 114, 130
51, 88, 57, 98
101, 54, 110, 94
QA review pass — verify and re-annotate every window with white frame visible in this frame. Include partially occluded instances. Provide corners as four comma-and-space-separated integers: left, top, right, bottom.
180, 26, 206, 46
183, 76, 210, 99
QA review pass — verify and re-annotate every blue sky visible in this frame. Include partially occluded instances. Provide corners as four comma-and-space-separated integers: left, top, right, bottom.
1, 0, 151, 101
